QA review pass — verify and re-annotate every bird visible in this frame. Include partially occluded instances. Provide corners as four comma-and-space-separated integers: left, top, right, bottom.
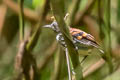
43, 20, 104, 62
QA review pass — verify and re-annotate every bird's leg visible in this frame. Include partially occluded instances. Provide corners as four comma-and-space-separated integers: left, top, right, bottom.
56, 33, 67, 47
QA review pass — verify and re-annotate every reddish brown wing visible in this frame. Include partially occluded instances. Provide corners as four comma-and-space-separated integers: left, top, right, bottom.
70, 28, 95, 42
69, 28, 100, 49
69, 28, 104, 53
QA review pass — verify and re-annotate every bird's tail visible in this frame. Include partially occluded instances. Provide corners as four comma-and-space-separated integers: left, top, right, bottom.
91, 41, 104, 54
98, 48, 104, 54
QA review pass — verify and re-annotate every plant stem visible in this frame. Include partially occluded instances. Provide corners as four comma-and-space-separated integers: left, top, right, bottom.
18, 0, 24, 41
65, 48, 72, 80
26, 0, 50, 51
104, 0, 113, 73
51, 0, 83, 79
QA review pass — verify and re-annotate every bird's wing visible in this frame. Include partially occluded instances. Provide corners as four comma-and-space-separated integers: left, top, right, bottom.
70, 28, 104, 54
70, 28, 99, 48
70, 28, 95, 40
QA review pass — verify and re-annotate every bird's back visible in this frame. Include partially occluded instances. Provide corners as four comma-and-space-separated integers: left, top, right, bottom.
69, 28, 100, 50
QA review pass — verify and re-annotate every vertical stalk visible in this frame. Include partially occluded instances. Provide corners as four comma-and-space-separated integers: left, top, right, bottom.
98, 0, 105, 39
18, 0, 24, 41
65, 48, 72, 80
26, 0, 50, 51
104, 0, 113, 73
51, 0, 83, 79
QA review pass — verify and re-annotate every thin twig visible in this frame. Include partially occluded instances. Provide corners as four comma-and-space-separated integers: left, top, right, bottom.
15, 41, 27, 70
14, 40, 28, 80
26, 0, 50, 51
14, 0, 25, 79
98, 0, 105, 39
65, 48, 72, 80
18, 0, 24, 41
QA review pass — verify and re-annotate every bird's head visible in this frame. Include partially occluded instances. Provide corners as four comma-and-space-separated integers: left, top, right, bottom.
43, 14, 70, 33
43, 21, 60, 33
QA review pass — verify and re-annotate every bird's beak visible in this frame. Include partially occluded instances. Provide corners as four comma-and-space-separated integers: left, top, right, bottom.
43, 25, 52, 28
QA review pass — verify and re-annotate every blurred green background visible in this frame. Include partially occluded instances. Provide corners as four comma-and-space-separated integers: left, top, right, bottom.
0, 0, 120, 80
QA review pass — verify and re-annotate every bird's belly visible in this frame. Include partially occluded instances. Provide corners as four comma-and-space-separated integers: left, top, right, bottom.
77, 49, 92, 56
75, 42, 93, 50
